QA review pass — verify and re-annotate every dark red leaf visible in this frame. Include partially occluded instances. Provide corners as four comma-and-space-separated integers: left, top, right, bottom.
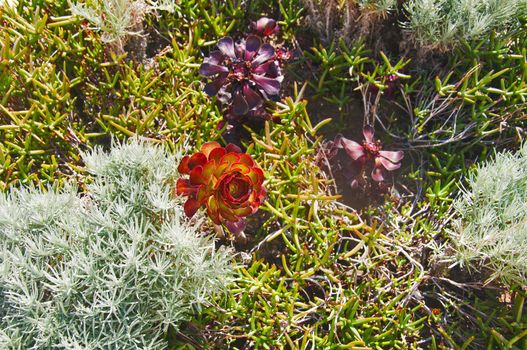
379, 150, 404, 163
233, 89, 249, 116
209, 147, 227, 163
184, 198, 200, 218
199, 63, 229, 76
178, 155, 190, 174
371, 166, 384, 182
245, 35, 261, 61
176, 178, 196, 196
379, 156, 401, 171
225, 219, 247, 236
252, 74, 280, 96
254, 17, 279, 37
252, 43, 275, 66
217, 37, 236, 59
190, 165, 206, 185
206, 50, 224, 65
253, 61, 277, 75
200, 141, 221, 158
204, 74, 228, 96
363, 125, 375, 143
188, 152, 207, 170
225, 144, 242, 154
242, 83, 263, 109
339, 137, 365, 161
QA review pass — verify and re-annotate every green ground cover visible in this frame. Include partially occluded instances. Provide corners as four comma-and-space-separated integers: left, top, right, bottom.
1, 0, 527, 348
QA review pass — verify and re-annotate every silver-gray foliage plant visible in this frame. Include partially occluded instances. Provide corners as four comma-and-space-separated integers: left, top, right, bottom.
69, 0, 177, 47
0, 139, 233, 349
452, 144, 527, 287
404, 0, 527, 50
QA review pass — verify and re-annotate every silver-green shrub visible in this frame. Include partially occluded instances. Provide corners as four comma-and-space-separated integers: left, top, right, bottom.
0, 140, 233, 349
69, 0, 177, 48
403, 0, 527, 50
70, 0, 148, 45
452, 144, 527, 287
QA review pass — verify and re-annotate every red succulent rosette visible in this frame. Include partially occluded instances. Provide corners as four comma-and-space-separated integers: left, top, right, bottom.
176, 142, 266, 231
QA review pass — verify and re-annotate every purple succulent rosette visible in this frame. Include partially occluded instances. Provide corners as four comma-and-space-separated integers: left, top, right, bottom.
336, 126, 404, 185
252, 17, 279, 37
199, 35, 283, 117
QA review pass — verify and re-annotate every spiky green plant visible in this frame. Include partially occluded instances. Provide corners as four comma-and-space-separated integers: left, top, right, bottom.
0, 139, 233, 349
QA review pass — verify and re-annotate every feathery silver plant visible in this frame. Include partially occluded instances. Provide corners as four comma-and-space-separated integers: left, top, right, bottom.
70, 0, 148, 45
0, 139, 233, 349
69, 0, 177, 48
403, 0, 527, 50
452, 144, 527, 287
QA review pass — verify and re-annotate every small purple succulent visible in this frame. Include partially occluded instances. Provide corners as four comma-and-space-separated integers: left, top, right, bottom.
252, 17, 279, 37
199, 35, 283, 117
336, 126, 403, 185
